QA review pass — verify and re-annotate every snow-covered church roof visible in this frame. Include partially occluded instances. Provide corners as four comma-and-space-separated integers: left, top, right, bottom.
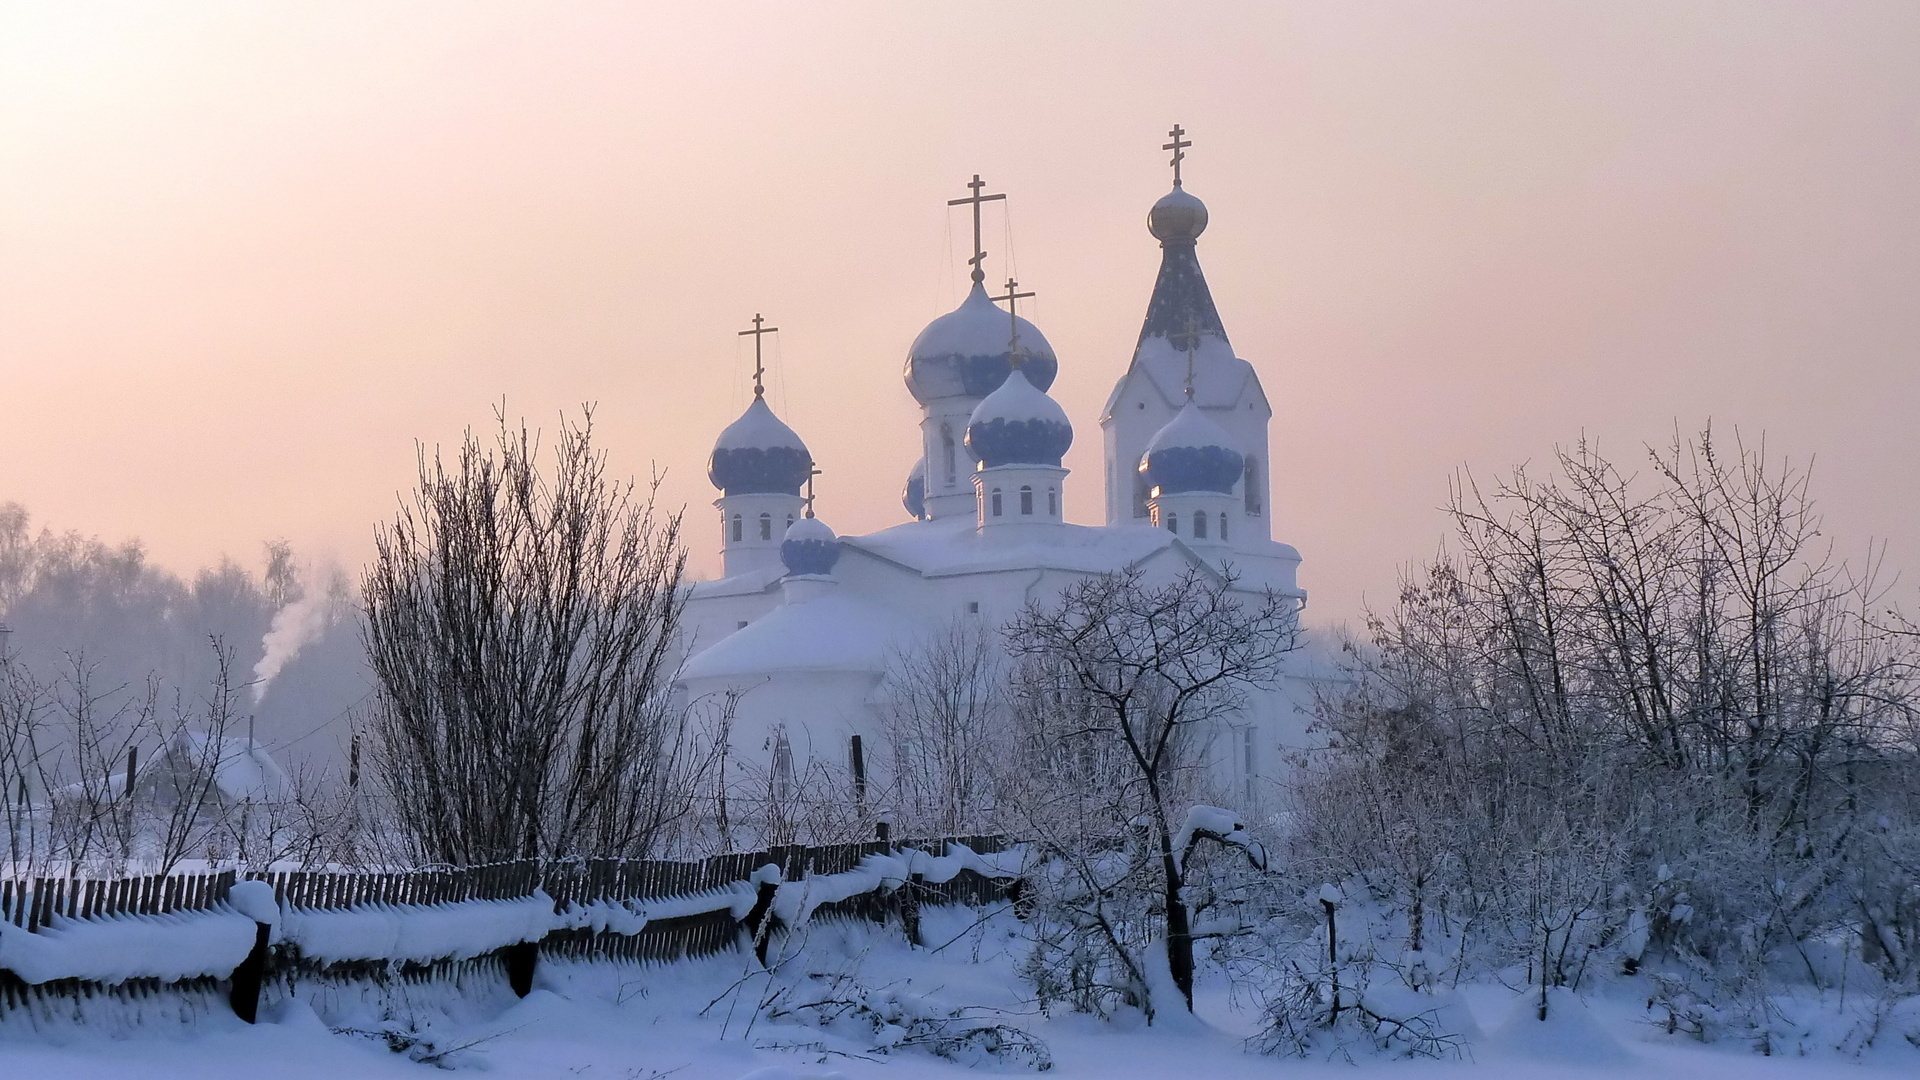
709, 397, 813, 496
844, 513, 1192, 579
780, 515, 842, 577
1142, 400, 1245, 495
965, 367, 1073, 468
905, 282, 1059, 404
678, 590, 914, 681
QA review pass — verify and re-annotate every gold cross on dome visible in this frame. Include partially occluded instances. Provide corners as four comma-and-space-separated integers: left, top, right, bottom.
991, 277, 1036, 367
1163, 124, 1192, 187
737, 313, 778, 398
947, 174, 1007, 284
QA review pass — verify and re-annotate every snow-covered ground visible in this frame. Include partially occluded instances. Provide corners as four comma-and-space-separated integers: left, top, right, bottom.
3, 908, 1912, 1079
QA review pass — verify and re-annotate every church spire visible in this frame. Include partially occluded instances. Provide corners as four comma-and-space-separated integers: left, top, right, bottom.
1138, 127, 1227, 352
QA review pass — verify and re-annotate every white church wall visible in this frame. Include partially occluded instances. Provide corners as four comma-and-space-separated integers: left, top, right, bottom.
681, 668, 884, 777
681, 587, 781, 661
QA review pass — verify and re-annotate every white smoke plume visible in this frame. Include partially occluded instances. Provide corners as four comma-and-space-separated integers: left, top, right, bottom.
251, 569, 340, 704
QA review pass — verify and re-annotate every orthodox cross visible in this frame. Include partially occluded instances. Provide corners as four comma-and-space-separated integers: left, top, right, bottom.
1163, 123, 1192, 187
947, 174, 1006, 284
804, 465, 821, 519
991, 277, 1036, 367
738, 313, 778, 398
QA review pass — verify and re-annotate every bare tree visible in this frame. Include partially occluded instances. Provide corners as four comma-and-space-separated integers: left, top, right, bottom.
142, 641, 246, 876
878, 618, 1004, 837
362, 408, 711, 864
1003, 566, 1300, 1015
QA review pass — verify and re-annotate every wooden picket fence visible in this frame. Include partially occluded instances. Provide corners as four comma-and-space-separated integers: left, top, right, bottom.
2, 870, 237, 931
0, 833, 1018, 1026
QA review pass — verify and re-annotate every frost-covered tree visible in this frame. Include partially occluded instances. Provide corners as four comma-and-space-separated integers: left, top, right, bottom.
1002, 566, 1298, 1015
362, 408, 711, 864
878, 618, 1004, 837
1299, 428, 1920, 1026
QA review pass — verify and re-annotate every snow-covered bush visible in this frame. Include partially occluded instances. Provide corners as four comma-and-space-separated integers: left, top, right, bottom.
764, 968, 1052, 1071
1294, 429, 1920, 1048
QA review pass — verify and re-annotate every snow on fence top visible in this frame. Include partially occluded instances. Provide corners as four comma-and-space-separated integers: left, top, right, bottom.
0, 835, 1018, 986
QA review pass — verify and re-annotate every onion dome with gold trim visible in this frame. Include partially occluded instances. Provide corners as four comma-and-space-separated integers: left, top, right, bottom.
904, 282, 1058, 404
708, 398, 812, 496
779, 515, 841, 577
1140, 400, 1242, 495
964, 368, 1072, 468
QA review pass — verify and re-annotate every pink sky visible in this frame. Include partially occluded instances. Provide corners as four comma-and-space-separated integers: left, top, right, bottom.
1, 2, 1915, 629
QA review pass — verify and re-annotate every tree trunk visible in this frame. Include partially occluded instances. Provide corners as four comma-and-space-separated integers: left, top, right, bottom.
1161, 841, 1195, 1011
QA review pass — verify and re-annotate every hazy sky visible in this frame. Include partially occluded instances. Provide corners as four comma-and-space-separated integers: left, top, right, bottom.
2, 2, 1916, 630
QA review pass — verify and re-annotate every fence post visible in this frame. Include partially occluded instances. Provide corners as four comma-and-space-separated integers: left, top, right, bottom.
503, 940, 538, 998
901, 869, 923, 948
228, 921, 272, 1023
740, 861, 782, 967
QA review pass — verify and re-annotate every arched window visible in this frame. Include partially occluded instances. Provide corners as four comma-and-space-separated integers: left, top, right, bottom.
1132, 472, 1151, 518
1019, 485, 1033, 515
730, 514, 743, 542
758, 513, 772, 541
1047, 487, 1057, 516
941, 424, 957, 487
1220, 513, 1229, 542
785, 514, 794, 533
1193, 511, 1208, 539
990, 488, 1003, 517
1166, 511, 1179, 535
1243, 456, 1263, 515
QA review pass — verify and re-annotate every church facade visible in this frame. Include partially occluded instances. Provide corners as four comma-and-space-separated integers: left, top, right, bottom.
674, 137, 1310, 810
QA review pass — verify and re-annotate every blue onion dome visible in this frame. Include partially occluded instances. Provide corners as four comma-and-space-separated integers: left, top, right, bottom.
708, 397, 813, 496
1148, 185, 1208, 243
964, 367, 1073, 468
904, 281, 1058, 404
780, 515, 841, 577
1140, 401, 1243, 494
902, 459, 927, 519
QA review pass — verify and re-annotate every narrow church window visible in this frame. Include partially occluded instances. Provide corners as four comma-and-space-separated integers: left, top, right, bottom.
1047, 487, 1057, 516
1019, 486, 1033, 515
1220, 513, 1229, 541
786, 514, 794, 532
1244, 457, 1262, 515
1194, 512, 1208, 539
772, 730, 795, 801
1242, 726, 1257, 804
1166, 512, 1179, 535
730, 514, 743, 542
1133, 473, 1151, 518
941, 424, 957, 486
990, 488, 1003, 516
759, 513, 772, 541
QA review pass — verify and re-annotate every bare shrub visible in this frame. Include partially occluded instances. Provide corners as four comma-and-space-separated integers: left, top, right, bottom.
362, 408, 711, 864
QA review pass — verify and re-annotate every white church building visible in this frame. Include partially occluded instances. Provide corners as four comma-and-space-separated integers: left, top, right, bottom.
674, 135, 1310, 809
